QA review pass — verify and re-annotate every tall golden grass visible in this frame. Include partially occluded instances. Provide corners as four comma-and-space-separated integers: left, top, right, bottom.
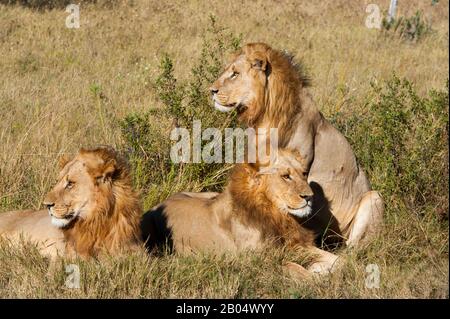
0, 0, 448, 298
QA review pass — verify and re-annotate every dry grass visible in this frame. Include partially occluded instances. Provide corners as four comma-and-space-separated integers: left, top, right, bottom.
0, 0, 448, 298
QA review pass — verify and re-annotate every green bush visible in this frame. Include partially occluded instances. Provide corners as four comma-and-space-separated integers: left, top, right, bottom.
332, 76, 449, 217
120, 16, 242, 208
155, 15, 241, 129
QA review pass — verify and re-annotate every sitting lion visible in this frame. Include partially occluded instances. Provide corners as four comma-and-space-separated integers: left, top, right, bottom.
141, 149, 339, 276
209, 42, 384, 247
0, 147, 142, 258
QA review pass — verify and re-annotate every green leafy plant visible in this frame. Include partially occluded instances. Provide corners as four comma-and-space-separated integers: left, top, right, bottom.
332, 76, 448, 218
120, 16, 242, 208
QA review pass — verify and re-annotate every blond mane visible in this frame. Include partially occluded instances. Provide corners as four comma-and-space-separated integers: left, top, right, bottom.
62, 147, 142, 257
241, 43, 311, 146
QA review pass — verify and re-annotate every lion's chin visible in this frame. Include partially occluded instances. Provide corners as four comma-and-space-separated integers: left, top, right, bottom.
287, 205, 312, 218
51, 212, 79, 228
214, 101, 237, 113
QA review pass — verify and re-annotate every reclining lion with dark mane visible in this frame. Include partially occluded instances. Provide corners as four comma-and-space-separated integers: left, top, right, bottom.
0, 147, 142, 258
141, 149, 339, 276
209, 42, 384, 247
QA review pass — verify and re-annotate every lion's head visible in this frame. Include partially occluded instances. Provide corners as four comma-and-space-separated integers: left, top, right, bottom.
230, 148, 314, 219
43, 147, 141, 256
210, 43, 310, 131
44, 148, 117, 228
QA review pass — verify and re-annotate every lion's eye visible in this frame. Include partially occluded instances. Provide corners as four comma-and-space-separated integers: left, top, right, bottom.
230, 71, 239, 79
66, 181, 75, 189
282, 174, 292, 181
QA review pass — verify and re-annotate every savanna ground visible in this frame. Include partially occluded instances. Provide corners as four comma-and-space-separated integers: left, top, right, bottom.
0, 0, 448, 298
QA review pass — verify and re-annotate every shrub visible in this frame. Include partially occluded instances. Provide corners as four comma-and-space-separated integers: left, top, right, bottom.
120, 16, 242, 208
332, 76, 449, 218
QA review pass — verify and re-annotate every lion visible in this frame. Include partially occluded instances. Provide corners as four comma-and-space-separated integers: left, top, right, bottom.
209, 42, 384, 248
141, 149, 340, 277
0, 147, 142, 258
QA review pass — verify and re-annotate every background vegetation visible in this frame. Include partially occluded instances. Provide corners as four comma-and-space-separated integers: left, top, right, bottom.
0, 0, 448, 298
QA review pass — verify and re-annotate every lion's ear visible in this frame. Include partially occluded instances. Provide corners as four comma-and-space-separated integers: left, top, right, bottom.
251, 58, 267, 71
96, 159, 117, 184
241, 163, 258, 180
58, 154, 71, 169
249, 52, 267, 71
246, 162, 260, 173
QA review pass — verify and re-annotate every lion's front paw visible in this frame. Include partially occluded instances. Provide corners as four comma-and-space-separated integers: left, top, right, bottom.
283, 261, 314, 281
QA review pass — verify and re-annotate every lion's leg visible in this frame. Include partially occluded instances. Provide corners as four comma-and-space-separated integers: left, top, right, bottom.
306, 247, 340, 275
346, 191, 384, 248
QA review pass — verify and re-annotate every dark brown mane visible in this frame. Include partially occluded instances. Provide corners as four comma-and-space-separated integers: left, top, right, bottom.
279, 49, 311, 88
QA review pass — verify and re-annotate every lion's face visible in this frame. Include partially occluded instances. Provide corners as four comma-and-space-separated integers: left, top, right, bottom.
209, 45, 269, 120
43, 152, 116, 228
258, 150, 313, 218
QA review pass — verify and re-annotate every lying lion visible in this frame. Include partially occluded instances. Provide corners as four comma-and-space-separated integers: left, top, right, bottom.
209, 42, 384, 247
0, 147, 142, 258
141, 149, 339, 277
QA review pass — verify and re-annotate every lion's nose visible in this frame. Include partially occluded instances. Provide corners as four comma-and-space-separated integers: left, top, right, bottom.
210, 87, 219, 95
300, 194, 313, 203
